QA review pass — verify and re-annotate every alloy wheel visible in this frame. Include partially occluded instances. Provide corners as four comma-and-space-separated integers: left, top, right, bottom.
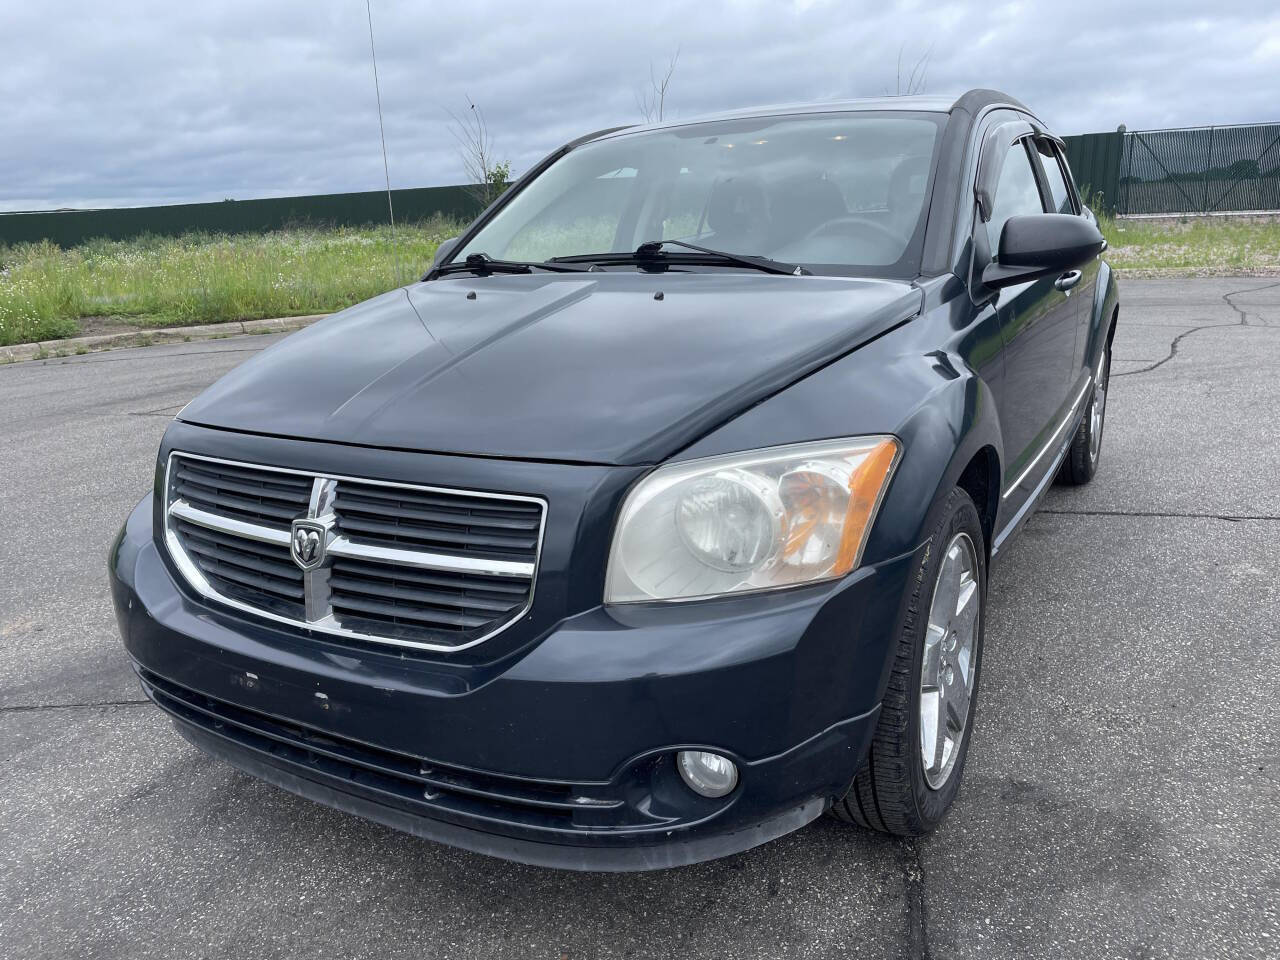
1089, 346, 1110, 463
919, 532, 980, 790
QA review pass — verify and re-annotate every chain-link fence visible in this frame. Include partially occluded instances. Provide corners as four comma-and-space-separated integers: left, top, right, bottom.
1118, 123, 1280, 215
1065, 123, 1280, 217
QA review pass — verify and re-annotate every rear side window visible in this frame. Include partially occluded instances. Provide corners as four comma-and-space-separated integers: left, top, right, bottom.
986, 140, 1046, 251
1035, 140, 1076, 214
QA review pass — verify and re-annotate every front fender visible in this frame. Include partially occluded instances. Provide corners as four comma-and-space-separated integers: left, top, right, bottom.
876, 358, 1003, 561
674, 305, 1004, 565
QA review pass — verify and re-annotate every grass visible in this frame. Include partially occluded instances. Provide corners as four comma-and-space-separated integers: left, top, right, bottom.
0, 217, 461, 346
1094, 211, 1280, 278
2, 211, 1278, 346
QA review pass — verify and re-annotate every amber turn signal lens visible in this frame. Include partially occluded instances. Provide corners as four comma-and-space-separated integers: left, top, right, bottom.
834, 438, 900, 575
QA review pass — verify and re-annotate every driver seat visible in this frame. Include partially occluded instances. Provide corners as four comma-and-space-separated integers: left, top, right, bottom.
768, 176, 847, 248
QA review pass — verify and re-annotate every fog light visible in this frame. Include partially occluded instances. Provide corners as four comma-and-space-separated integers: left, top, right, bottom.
676, 750, 739, 798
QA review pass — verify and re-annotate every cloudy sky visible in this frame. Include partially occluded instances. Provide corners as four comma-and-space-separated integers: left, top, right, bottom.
3, 0, 1278, 211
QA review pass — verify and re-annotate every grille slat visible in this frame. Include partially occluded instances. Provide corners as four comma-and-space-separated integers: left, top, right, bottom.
174, 466, 312, 505
334, 486, 541, 521
194, 555, 306, 600
334, 513, 538, 554
333, 482, 542, 563
331, 593, 493, 630
173, 461, 311, 529
180, 535, 304, 589
329, 573, 522, 615
327, 557, 529, 596
175, 484, 307, 524
173, 520, 297, 568
177, 460, 312, 492
336, 498, 540, 531
165, 455, 543, 652
173, 518, 305, 609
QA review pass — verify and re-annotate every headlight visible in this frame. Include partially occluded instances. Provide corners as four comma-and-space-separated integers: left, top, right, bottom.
605, 437, 900, 603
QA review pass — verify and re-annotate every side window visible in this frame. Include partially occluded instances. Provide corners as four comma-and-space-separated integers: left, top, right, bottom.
986, 140, 1046, 251
1035, 140, 1077, 214
1057, 149, 1084, 212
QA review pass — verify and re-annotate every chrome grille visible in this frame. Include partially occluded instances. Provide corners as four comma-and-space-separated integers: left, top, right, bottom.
170, 457, 312, 529
172, 518, 305, 619
163, 453, 545, 652
332, 480, 542, 561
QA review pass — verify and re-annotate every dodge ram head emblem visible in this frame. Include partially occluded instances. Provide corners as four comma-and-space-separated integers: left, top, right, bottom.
290, 520, 327, 570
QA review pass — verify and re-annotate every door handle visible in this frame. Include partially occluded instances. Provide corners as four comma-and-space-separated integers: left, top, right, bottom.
1054, 270, 1082, 292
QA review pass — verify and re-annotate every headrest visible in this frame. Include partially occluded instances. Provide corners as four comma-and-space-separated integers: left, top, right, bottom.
707, 177, 770, 239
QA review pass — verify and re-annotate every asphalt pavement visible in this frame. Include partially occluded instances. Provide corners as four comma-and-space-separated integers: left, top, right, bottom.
1, 278, 1277, 959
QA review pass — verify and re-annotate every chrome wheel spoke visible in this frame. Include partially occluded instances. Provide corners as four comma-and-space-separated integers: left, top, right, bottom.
929, 545, 961, 623
954, 577, 978, 637
920, 689, 944, 772
944, 667, 970, 728
922, 623, 945, 686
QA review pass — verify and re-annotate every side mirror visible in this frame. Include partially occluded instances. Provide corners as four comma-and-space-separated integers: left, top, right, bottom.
430, 236, 460, 268
982, 214, 1105, 290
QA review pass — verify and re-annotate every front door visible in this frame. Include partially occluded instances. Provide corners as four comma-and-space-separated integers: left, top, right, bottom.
985, 137, 1079, 496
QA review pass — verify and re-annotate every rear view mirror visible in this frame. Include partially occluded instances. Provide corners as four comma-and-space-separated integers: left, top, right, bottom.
982, 214, 1105, 289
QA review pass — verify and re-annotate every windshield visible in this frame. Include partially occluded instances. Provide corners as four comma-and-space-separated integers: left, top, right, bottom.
453, 111, 944, 277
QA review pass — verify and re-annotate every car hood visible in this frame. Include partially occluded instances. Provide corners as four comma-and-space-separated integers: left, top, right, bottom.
178, 272, 921, 466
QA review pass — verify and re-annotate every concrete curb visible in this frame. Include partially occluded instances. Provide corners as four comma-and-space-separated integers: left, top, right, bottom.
0, 314, 329, 364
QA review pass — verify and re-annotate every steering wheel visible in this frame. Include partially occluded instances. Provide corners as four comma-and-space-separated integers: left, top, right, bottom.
804, 215, 902, 246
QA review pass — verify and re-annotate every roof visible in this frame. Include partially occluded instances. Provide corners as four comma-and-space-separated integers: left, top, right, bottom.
615, 90, 1030, 137
666, 95, 957, 126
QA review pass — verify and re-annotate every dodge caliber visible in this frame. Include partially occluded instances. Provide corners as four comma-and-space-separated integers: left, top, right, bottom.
110, 89, 1117, 870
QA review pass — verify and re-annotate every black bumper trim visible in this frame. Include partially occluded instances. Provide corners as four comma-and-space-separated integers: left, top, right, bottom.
172, 719, 826, 872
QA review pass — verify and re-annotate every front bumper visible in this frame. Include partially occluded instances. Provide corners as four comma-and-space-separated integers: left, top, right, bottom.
111, 493, 916, 871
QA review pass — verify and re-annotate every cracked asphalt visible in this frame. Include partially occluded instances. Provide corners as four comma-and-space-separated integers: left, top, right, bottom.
2, 278, 1278, 959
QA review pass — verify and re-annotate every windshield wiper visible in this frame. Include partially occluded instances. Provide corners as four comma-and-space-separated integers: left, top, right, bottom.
431, 252, 594, 278
553, 241, 808, 276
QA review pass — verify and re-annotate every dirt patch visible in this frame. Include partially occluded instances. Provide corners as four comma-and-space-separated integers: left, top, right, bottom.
75, 316, 143, 337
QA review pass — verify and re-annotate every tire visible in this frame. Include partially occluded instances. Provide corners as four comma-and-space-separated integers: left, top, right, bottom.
1057, 341, 1111, 486
830, 486, 986, 836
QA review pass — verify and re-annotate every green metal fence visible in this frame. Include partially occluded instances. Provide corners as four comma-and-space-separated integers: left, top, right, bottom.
4, 123, 1278, 247
1062, 132, 1125, 214
1063, 124, 1280, 217
1117, 123, 1280, 216
0, 184, 483, 248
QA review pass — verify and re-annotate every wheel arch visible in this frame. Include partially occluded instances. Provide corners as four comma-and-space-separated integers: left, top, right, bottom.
1088, 260, 1121, 372
954, 445, 1001, 558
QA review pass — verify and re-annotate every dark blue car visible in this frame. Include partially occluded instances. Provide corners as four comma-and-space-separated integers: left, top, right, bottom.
110, 89, 1117, 870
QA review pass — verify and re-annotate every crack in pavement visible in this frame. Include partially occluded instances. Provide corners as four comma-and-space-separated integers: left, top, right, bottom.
1113, 279, 1280, 378
900, 839, 932, 960
1040, 508, 1280, 522
1222, 278, 1280, 325
0, 699, 149, 713
0, 346, 263, 373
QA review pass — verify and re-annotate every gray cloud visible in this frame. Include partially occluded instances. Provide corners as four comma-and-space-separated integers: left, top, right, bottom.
3, 0, 1278, 210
